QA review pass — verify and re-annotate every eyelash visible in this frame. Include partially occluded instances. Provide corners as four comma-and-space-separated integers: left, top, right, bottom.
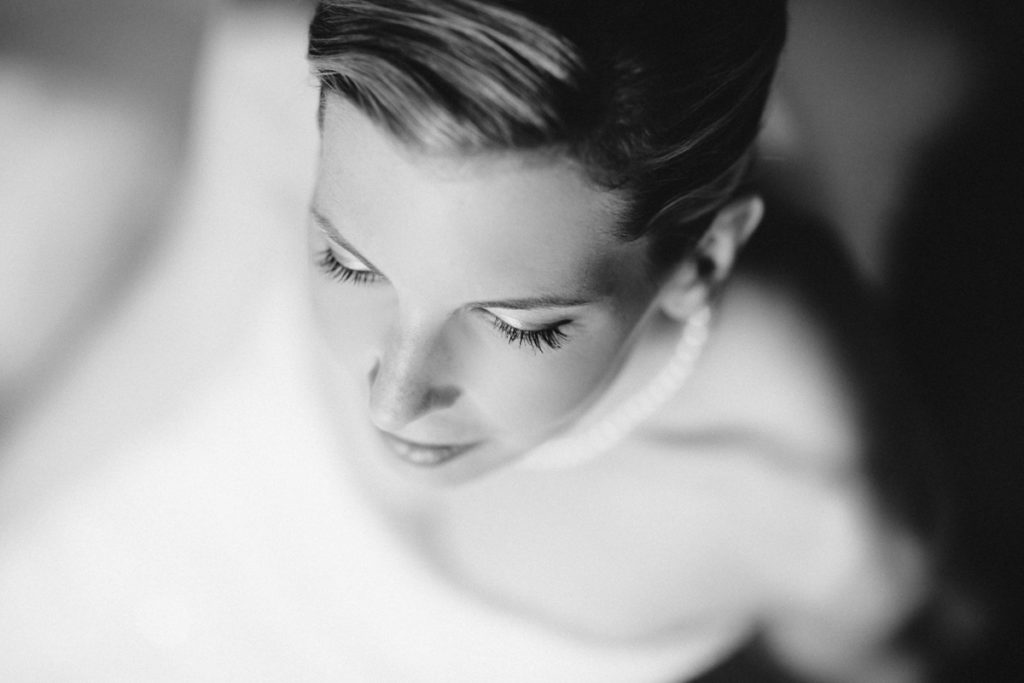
316, 248, 382, 285
490, 316, 569, 353
317, 247, 569, 353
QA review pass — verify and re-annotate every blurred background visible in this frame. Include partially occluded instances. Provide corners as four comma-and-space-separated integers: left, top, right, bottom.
1, 0, 1022, 678
1, 0, 318, 510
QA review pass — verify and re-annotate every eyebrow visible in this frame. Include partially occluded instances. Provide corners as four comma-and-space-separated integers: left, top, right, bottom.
310, 207, 602, 311
311, 208, 384, 273
471, 295, 596, 310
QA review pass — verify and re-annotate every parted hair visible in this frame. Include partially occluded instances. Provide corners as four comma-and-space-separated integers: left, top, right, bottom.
308, 0, 787, 270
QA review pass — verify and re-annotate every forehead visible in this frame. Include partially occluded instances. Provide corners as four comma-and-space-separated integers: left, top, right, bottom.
315, 98, 644, 300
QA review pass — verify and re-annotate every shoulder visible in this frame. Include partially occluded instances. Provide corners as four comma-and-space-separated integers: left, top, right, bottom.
646, 265, 866, 477
642, 199, 907, 497
598, 222, 930, 650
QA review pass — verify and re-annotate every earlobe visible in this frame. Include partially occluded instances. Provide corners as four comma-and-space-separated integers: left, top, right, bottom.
658, 260, 703, 321
657, 195, 764, 321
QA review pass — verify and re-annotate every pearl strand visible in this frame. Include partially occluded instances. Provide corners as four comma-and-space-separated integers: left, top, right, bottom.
514, 306, 711, 471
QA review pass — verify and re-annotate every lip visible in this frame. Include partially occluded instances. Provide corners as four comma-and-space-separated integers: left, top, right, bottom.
378, 431, 481, 467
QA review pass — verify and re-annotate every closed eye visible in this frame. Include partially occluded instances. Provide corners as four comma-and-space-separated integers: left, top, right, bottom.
316, 247, 385, 285
486, 313, 570, 353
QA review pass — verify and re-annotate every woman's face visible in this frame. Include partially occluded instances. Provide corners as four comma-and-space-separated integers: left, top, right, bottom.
310, 98, 661, 483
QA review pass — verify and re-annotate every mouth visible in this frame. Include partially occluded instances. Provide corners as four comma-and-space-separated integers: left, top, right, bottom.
378, 431, 481, 467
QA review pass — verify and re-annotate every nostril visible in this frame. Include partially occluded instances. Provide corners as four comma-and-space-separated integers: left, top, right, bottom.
428, 385, 460, 409
366, 335, 461, 431
367, 365, 460, 433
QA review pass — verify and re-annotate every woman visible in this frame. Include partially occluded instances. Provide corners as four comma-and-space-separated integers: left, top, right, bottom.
304, 1, 934, 680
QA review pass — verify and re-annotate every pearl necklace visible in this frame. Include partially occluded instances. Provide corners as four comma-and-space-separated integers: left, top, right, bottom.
514, 306, 712, 471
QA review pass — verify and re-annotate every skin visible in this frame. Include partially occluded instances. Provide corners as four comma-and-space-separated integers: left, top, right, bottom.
309, 96, 666, 485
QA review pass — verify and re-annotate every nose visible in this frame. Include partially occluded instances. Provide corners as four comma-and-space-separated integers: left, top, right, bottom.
367, 324, 460, 433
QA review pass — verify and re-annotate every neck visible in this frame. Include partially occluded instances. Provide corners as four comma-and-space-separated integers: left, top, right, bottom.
515, 307, 711, 471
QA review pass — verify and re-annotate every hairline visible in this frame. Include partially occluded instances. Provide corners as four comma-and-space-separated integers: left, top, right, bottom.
318, 89, 649, 249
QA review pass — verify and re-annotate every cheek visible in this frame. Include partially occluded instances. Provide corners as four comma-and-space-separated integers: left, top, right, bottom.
464, 326, 630, 439
310, 277, 393, 383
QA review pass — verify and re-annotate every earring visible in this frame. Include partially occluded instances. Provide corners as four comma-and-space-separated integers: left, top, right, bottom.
660, 286, 696, 321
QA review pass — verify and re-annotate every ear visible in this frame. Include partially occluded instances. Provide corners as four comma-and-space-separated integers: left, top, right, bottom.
657, 195, 764, 321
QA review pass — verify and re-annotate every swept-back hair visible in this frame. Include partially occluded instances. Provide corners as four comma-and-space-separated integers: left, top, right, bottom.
309, 0, 787, 270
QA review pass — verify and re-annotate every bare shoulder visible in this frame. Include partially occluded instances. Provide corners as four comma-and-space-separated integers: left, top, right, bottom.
645, 266, 866, 476
604, 265, 928, 665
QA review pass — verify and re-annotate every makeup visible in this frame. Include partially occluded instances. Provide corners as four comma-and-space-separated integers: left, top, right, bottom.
379, 431, 481, 467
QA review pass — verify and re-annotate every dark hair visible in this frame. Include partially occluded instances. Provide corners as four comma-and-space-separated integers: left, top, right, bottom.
308, 0, 787, 271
